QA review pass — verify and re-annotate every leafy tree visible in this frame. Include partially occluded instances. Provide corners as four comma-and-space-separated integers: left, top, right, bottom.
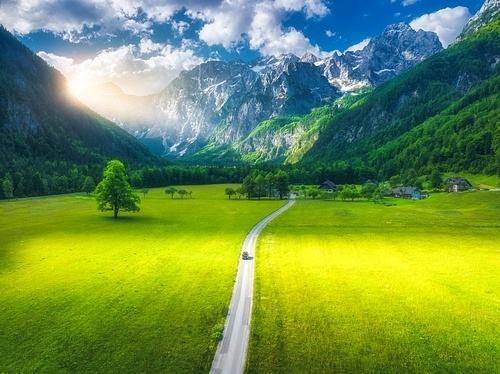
15, 178, 26, 198
389, 175, 402, 188
373, 182, 390, 204
275, 170, 290, 199
307, 187, 320, 199
255, 174, 266, 199
165, 187, 177, 199
94, 160, 141, 218
188, 190, 193, 198
403, 168, 418, 186
241, 175, 256, 199
235, 187, 245, 199
140, 188, 149, 197
178, 189, 188, 199
225, 187, 236, 199
265, 172, 276, 199
82, 176, 96, 195
2, 174, 14, 199
429, 170, 443, 190
300, 184, 307, 197
361, 183, 377, 200
340, 185, 360, 201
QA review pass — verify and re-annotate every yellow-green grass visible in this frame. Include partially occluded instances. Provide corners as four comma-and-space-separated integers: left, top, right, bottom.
0, 185, 285, 373
249, 192, 500, 373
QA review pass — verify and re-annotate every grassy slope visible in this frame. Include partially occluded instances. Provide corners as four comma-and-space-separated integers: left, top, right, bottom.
0, 186, 285, 373
248, 192, 500, 373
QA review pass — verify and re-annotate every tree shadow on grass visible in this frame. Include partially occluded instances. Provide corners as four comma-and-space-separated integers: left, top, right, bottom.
96, 214, 165, 225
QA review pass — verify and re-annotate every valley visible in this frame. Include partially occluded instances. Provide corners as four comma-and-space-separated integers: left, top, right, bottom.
0, 1, 499, 372
0, 187, 498, 373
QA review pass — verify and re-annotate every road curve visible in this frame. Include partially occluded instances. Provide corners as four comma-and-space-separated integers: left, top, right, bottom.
210, 197, 295, 374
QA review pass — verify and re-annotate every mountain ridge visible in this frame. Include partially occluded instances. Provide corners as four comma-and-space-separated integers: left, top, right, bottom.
78, 22, 443, 159
0, 25, 162, 197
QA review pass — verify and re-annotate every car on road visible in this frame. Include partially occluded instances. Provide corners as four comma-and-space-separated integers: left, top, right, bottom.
242, 251, 249, 260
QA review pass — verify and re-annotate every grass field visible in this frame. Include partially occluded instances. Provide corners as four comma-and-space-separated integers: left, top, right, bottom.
248, 191, 500, 373
0, 185, 285, 373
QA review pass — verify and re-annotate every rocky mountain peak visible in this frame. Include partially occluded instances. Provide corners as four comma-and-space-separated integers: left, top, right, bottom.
318, 22, 442, 90
300, 52, 319, 63
77, 21, 444, 158
459, 0, 500, 39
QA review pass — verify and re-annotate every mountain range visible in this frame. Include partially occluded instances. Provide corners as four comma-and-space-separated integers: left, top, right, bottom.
79, 22, 443, 159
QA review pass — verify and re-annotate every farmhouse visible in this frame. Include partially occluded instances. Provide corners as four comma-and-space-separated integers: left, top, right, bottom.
444, 176, 473, 192
318, 180, 337, 193
390, 186, 423, 199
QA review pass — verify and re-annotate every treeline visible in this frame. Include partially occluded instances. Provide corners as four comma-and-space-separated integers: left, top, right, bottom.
0, 161, 378, 199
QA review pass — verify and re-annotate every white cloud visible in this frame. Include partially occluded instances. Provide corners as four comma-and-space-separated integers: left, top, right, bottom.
274, 0, 330, 19
325, 30, 335, 38
345, 38, 371, 53
37, 52, 75, 72
139, 38, 163, 54
172, 20, 190, 36
198, 0, 253, 49
410, 6, 472, 48
7, 0, 335, 95
0, 0, 211, 37
402, 0, 420, 6
197, 0, 332, 57
39, 44, 204, 96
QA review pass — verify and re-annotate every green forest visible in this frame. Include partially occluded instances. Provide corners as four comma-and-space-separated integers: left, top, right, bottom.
302, 19, 500, 179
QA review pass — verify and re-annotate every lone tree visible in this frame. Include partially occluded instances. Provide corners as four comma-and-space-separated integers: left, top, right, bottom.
94, 160, 141, 218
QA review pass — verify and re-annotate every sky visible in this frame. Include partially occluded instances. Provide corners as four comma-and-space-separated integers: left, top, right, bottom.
0, 0, 484, 96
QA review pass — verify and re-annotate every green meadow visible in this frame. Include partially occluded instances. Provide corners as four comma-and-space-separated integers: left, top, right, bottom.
0, 186, 285, 373
248, 192, 500, 373
2, 186, 499, 373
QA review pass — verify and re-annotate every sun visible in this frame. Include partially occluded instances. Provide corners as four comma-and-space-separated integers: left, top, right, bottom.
67, 80, 88, 96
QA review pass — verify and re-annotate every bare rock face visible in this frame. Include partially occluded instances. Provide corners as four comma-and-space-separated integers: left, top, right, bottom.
318, 23, 443, 90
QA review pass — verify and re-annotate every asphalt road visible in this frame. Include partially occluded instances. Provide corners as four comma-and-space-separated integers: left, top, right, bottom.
210, 197, 295, 374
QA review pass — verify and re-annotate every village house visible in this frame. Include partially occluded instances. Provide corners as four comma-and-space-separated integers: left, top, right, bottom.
390, 186, 423, 199
444, 176, 473, 192
318, 180, 337, 193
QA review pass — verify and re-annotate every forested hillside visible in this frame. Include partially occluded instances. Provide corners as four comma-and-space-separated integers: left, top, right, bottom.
302, 19, 500, 181
0, 26, 162, 198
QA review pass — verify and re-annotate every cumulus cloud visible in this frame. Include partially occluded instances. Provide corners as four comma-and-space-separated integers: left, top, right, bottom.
345, 38, 371, 53
0, 0, 219, 37
410, 6, 472, 47
39, 44, 204, 96
3, 0, 333, 58
6, 0, 334, 95
139, 38, 163, 54
197, 0, 331, 57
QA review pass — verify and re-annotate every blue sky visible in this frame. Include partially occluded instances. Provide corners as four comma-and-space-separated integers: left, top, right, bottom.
0, 0, 483, 95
